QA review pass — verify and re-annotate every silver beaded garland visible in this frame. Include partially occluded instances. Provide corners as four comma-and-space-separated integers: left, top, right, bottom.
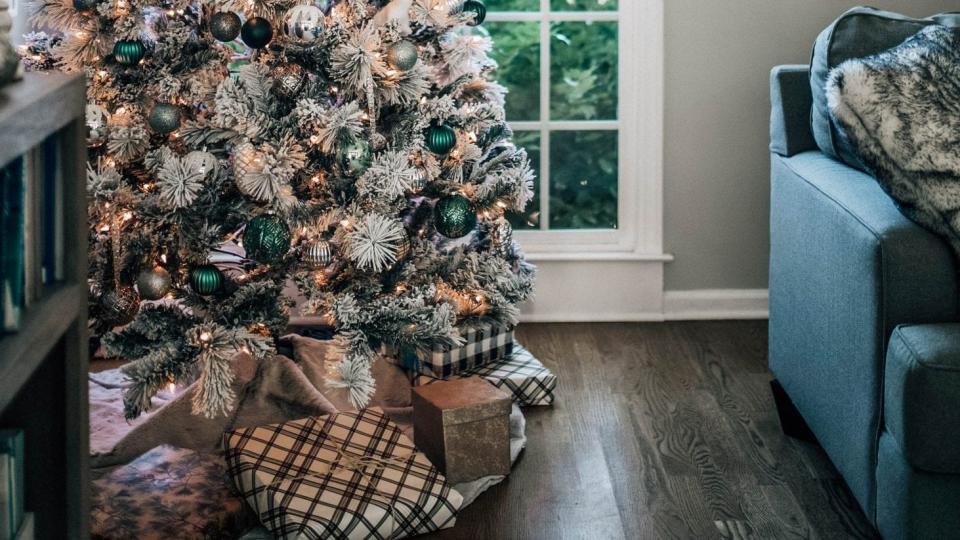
302, 240, 334, 268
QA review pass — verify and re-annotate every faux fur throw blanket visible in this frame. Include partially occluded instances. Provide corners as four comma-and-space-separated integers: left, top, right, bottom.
827, 26, 960, 255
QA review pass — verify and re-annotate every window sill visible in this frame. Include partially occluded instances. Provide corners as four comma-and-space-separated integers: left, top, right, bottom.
522, 251, 674, 263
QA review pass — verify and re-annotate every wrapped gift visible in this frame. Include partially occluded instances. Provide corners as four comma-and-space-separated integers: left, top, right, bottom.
415, 345, 557, 407
382, 323, 515, 378
90, 445, 256, 540
412, 377, 513, 484
224, 408, 463, 540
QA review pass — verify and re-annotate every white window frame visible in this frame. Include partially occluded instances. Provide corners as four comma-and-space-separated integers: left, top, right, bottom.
488, 0, 665, 262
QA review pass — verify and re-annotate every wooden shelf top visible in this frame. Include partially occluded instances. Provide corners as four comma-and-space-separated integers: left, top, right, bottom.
0, 72, 86, 167
0, 283, 86, 414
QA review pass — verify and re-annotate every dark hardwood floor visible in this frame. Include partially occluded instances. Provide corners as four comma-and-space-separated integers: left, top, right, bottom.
425, 321, 879, 540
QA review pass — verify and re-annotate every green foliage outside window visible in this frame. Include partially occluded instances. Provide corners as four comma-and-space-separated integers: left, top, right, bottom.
482, 9, 619, 230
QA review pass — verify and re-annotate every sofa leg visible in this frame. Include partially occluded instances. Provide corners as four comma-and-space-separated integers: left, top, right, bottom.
770, 380, 817, 443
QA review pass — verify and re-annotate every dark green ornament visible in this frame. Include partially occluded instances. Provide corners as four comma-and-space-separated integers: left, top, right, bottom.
425, 124, 457, 155
337, 139, 372, 176
434, 194, 477, 238
148, 103, 181, 134
136, 266, 172, 300
210, 11, 242, 42
190, 265, 224, 296
463, 0, 487, 26
244, 214, 291, 264
113, 39, 146, 66
241, 17, 274, 49
387, 40, 418, 72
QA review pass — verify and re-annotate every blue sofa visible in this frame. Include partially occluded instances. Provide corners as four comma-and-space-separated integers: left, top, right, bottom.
768, 65, 960, 539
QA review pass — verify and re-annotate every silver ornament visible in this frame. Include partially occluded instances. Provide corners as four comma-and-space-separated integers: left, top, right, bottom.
86, 103, 109, 147
282, 5, 325, 45
233, 142, 262, 180
100, 287, 140, 326
302, 240, 334, 268
136, 266, 172, 300
273, 64, 307, 99
387, 40, 418, 72
492, 219, 513, 250
337, 139, 372, 176
407, 169, 428, 194
185, 150, 219, 180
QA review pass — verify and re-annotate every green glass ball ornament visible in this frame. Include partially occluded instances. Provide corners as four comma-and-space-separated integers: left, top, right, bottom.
243, 214, 291, 264
136, 266, 172, 301
190, 265, 224, 296
113, 39, 146, 66
337, 139, 372, 176
434, 194, 477, 238
281, 5, 325, 45
302, 240, 334, 268
100, 287, 140, 326
210, 11, 242, 42
148, 102, 181, 134
463, 0, 487, 26
425, 124, 457, 155
241, 16, 274, 49
387, 40, 418, 72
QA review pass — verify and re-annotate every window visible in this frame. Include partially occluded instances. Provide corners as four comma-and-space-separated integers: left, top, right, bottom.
483, 0, 658, 257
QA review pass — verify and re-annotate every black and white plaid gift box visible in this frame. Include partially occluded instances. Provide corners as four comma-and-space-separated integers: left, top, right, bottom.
224, 408, 463, 540
416, 345, 557, 407
383, 323, 515, 378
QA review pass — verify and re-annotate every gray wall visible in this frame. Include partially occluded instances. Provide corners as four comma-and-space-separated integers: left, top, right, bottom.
663, 0, 958, 291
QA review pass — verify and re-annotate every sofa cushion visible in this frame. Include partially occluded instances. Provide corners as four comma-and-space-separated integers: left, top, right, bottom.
885, 324, 960, 474
810, 7, 958, 172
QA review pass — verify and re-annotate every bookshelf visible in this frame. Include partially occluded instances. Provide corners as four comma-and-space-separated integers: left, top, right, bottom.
0, 73, 88, 540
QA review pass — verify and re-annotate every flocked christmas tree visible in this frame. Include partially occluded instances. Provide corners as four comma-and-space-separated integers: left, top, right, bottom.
23, 0, 535, 418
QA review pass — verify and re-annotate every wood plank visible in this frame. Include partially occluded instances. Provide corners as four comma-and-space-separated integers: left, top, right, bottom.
421, 321, 879, 539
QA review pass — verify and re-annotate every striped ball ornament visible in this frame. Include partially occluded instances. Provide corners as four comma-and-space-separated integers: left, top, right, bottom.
302, 240, 334, 268
113, 39, 146, 66
190, 265, 224, 296
425, 124, 457, 155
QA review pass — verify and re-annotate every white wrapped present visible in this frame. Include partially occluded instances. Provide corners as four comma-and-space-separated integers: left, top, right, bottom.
224, 408, 463, 539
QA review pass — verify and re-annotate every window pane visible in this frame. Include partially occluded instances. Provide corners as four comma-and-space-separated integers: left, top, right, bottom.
486, 0, 539, 11
507, 131, 541, 230
485, 22, 541, 121
550, 21, 618, 121
549, 131, 618, 229
550, 0, 617, 10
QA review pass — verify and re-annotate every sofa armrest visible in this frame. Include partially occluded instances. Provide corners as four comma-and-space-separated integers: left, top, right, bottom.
770, 65, 817, 157
886, 324, 960, 474
769, 151, 958, 516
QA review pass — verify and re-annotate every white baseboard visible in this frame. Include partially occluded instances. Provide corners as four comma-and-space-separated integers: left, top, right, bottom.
663, 289, 769, 321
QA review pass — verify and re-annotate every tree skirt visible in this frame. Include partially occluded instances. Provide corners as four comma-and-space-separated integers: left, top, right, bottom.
89, 336, 526, 538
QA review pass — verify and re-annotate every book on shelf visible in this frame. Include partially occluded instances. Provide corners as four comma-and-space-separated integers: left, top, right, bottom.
0, 430, 24, 540
1, 156, 25, 332
12, 513, 31, 540
40, 135, 63, 286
